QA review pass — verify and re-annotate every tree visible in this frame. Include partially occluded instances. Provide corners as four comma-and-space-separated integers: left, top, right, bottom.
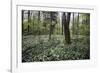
77, 13, 79, 36
72, 12, 75, 37
28, 10, 30, 22
32, 11, 35, 34
43, 12, 47, 34
49, 12, 58, 39
22, 10, 24, 35
61, 13, 64, 35
27, 10, 31, 34
38, 11, 40, 35
62, 12, 71, 44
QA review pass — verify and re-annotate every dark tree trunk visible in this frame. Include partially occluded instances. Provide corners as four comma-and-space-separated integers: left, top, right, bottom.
22, 10, 24, 35
32, 12, 34, 34
43, 12, 47, 34
62, 23, 63, 35
49, 12, 53, 40
49, 12, 56, 39
38, 11, 40, 21
77, 13, 79, 36
28, 10, 30, 22
38, 11, 40, 35
62, 12, 71, 44
72, 12, 74, 36
27, 25, 30, 34
43, 12, 48, 35
27, 10, 30, 35
62, 14, 64, 35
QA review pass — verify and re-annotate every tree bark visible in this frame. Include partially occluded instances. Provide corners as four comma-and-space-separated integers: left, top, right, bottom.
72, 13, 74, 36
27, 10, 30, 35
77, 13, 79, 36
32, 11, 34, 34
63, 12, 71, 44
62, 13, 64, 35
27, 25, 30, 34
22, 10, 24, 35
28, 10, 30, 22
49, 12, 53, 39
38, 11, 40, 35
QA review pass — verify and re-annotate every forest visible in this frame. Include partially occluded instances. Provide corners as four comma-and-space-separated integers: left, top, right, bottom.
22, 10, 90, 62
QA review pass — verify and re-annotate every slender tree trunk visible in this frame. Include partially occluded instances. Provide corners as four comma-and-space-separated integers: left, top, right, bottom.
44, 13, 46, 34
62, 13, 64, 35
38, 11, 40, 35
32, 12, 34, 35
63, 12, 71, 44
28, 10, 30, 22
59, 21, 60, 34
22, 10, 24, 35
77, 13, 79, 36
27, 25, 30, 34
43, 12, 47, 35
38, 11, 41, 40
27, 10, 30, 34
62, 24, 63, 35
49, 13, 52, 40
72, 13, 74, 37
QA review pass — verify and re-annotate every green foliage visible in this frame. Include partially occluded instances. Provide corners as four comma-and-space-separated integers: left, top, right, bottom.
22, 11, 90, 62
79, 24, 90, 36
22, 36, 90, 62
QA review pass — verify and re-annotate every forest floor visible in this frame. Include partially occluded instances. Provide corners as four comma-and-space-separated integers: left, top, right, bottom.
22, 35, 90, 62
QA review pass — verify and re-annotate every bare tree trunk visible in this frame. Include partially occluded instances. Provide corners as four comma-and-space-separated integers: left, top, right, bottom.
77, 13, 79, 37
27, 25, 30, 34
72, 13, 74, 37
32, 11, 34, 35
43, 12, 47, 34
63, 12, 71, 44
62, 13, 64, 35
28, 10, 30, 22
49, 13, 53, 40
22, 10, 24, 35
38, 11, 40, 35
27, 10, 30, 35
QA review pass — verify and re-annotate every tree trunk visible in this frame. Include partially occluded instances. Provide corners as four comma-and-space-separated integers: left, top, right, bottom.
27, 10, 30, 35
38, 11, 40, 35
32, 11, 34, 35
62, 13, 64, 35
28, 10, 30, 22
77, 13, 79, 36
22, 10, 24, 35
63, 12, 71, 44
43, 12, 47, 34
27, 25, 30, 34
49, 12, 53, 40
72, 13, 74, 36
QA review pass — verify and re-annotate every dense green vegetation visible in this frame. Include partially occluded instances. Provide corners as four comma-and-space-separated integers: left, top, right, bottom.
22, 10, 90, 62
22, 36, 89, 62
